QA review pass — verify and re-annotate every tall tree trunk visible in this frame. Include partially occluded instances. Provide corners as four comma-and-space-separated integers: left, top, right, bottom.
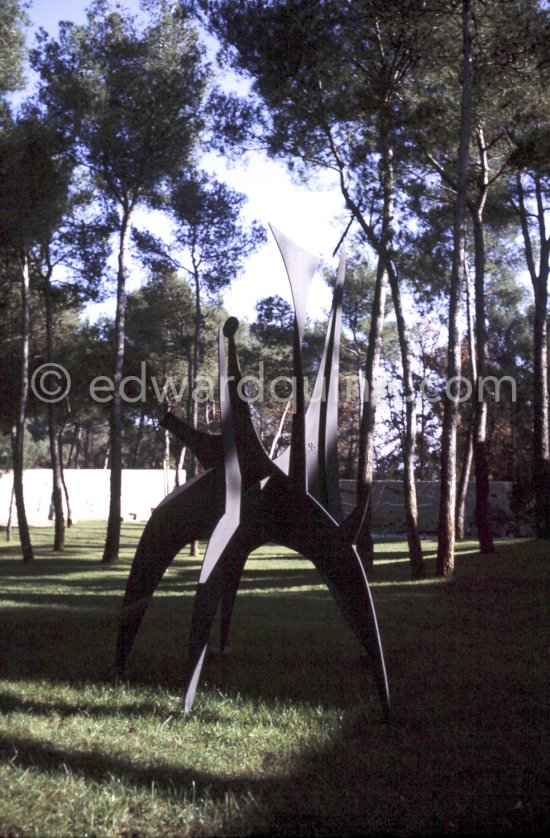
131, 406, 146, 468
102, 205, 133, 564
65, 422, 78, 468
325, 100, 422, 574
324, 120, 388, 568
11, 248, 33, 563
6, 484, 15, 542
436, 0, 474, 577
456, 260, 476, 540
511, 398, 520, 536
83, 426, 91, 468
471, 208, 495, 553
175, 443, 186, 487
383, 259, 424, 577
356, 256, 388, 569
372, 122, 425, 577
533, 288, 550, 536
331, 107, 423, 574
60, 448, 73, 527
390, 272, 425, 579
269, 397, 292, 459
516, 172, 550, 538
188, 266, 202, 558
163, 428, 171, 496
73, 424, 81, 468
456, 422, 474, 540
44, 271, 65, 551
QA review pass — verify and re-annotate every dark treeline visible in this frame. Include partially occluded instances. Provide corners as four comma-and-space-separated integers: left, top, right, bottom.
0, 0, 548, 577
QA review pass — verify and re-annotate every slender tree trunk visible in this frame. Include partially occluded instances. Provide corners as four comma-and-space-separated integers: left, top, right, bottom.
60, 450, 73, 527
269, 397, 292, 459
6, 484, 15, 542
436, 0, 474, 577
511, 399, 521, 536
456, 423, 474, 540
188, 267, 202, 558
83, 426, 91, 468
516, 172, 550, 538
356, 257, 388, 569
65, 422, 76, 468
163, 428, 171, 495
44, 271, 65, 551
175, 444, 186, 487
131, 406, 146, 469
11, 249, 33, 562
471, 209, 495, 552
325, 92, 422, 575
73, 424, 81, 468
371, 123, 424, 577
418, 360, 428, 480
385, 258, 425, 577
324, 120, 388, 568
57, 436, 73, 529
533, 289, 550, 536
103, 205, 133, 564
456, 260, 476, 540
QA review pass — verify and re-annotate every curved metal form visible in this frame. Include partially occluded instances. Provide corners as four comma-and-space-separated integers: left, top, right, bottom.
115, 227, 390, 720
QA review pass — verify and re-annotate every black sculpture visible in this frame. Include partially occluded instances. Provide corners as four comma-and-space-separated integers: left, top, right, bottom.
115, 226, 390, 719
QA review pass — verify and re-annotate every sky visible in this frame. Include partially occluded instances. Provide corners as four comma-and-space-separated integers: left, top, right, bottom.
22, 0, 347, 322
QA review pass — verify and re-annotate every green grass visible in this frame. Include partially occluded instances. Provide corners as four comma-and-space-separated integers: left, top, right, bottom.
0, 523, 549, 835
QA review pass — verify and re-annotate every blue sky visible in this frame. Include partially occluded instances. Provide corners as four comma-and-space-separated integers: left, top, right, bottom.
28, 0, 144, 33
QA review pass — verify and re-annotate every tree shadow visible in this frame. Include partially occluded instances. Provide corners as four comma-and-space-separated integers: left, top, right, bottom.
1, 542, 549, 834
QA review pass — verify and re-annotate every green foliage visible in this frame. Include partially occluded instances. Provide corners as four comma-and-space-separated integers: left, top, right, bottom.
124, 270, 195, 413
0, 116, 71, 253
32, 0, 209, 208
0, 0, 27, 101
251, 294, 293, 346
133, 169, 265, 302
168, 170, 266, 294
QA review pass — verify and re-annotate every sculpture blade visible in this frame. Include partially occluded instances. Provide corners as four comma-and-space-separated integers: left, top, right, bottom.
270, 223, 319, 345
305, 244, 346, 521
115, 468, 224, 676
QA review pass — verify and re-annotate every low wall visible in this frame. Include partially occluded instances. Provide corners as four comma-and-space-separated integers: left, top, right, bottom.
0, 469, 181, 527
341, 480, 515, 536
1, 470, 515, 534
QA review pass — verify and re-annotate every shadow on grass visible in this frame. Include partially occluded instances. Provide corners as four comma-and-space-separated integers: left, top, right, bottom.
0, 537, 443, 696
0, 690, 169, 720
1, 538, 549, 833
1, 622, 548, 837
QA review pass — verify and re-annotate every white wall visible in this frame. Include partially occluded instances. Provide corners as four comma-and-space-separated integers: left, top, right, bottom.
1, 469, 515, 534
0, 469, 181, 526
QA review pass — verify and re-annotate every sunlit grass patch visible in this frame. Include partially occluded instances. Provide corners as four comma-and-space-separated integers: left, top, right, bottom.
0, 678, 349, 836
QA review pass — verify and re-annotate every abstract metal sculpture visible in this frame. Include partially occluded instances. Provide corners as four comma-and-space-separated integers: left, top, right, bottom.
115, 226, 390, 719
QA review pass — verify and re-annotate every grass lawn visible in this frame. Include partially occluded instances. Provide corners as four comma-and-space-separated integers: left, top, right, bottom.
0, 523, 549, 835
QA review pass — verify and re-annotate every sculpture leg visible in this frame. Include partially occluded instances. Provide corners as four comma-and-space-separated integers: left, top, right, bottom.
309, 547, 390, 720
182, 560, 225, 711
303, 539, 389, 720
264, 479, 390, 718
182, 499, 264, 710
220, 550, 248, 652
333, 546, 390, 721
296, 535, 389, 718
115, 468, 224, 676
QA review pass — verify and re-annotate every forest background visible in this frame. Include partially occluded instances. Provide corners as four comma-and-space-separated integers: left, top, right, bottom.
1, 0, 549, 577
